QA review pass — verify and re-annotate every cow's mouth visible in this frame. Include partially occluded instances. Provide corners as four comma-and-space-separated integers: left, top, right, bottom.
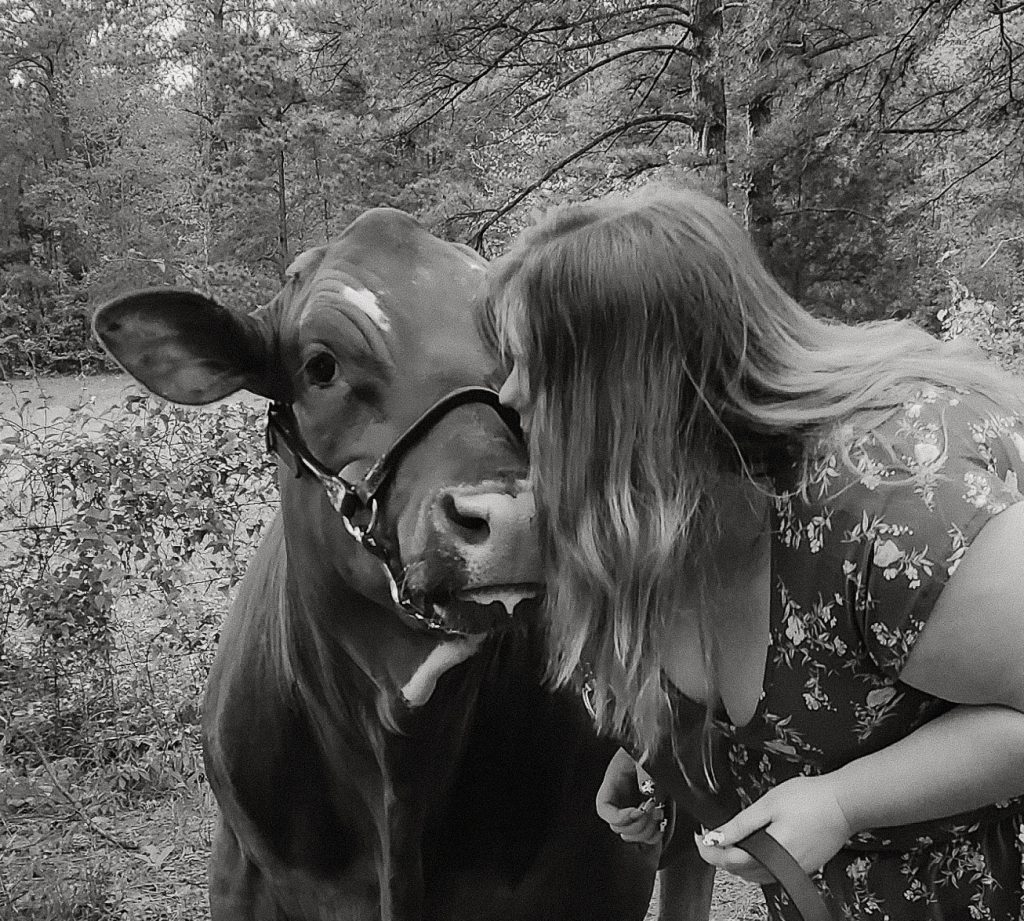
400, 584, 543, 636
396, 585, 544, 708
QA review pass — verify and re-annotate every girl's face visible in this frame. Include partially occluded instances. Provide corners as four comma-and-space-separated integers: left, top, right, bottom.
496, 317, 534, 436
497, 357, 533, 437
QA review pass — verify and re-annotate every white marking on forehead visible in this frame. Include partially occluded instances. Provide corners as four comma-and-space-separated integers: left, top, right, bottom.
341, 284, 390, 332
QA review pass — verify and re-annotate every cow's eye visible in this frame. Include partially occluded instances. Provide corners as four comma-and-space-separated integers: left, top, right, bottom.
305, 352, 339, 387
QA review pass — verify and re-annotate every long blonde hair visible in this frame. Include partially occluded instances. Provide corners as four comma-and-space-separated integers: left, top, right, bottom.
486, 184, 1024, 759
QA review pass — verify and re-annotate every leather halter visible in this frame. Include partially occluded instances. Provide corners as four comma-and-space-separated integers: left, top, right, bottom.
265, 386, 524, 635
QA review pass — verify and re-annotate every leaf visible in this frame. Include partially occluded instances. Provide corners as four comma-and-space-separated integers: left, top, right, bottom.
142, 842, 176, 870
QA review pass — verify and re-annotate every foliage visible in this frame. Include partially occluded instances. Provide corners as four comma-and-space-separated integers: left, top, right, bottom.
726, 0, 1024, 321
1, 391, 274, 804
0, 0, 1023, 358
938, 276, 1024, 375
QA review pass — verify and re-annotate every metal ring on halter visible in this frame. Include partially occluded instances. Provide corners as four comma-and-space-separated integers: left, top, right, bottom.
342, 496, 379, 543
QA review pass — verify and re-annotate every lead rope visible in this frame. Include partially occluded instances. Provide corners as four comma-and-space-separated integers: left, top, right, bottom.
582, 675, 835, 921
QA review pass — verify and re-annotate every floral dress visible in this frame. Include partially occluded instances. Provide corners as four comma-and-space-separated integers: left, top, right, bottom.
721, 386, 1024, 921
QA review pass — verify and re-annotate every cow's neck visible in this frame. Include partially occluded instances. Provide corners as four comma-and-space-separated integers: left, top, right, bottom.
279, 517, 496, 741
267, 524, 499, 918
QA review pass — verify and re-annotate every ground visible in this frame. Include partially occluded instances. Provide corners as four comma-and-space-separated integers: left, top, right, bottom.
1, 774, 764, 919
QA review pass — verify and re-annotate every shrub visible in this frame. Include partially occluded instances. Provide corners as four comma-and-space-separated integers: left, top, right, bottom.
937, 276, 1024, 375
1, 389, 274, 800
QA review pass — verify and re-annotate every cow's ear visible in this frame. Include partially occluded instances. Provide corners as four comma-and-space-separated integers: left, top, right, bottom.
93, 288, 285, 405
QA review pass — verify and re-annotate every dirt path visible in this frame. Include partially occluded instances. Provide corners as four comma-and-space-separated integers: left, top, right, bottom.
0, 373, 140, 424
0, 373, 261, 417
0, 372, 139, 408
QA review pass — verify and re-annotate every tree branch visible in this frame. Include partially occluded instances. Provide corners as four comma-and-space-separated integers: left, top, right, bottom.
514, 42, 686, 119
776, 206, 880, 223
405, 27, 538, 135
3, 708, 140, 853
921, 145, 1007, 207
468, 114, 695, 252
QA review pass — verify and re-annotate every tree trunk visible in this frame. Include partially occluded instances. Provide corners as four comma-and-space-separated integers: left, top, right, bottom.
745, 84, 775, 259
199, 1, 228, 276
277, 146, 289, 281
690, 0, 728, 203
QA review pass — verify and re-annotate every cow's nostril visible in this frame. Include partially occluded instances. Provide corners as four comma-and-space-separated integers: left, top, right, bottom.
440, 493, 491, 544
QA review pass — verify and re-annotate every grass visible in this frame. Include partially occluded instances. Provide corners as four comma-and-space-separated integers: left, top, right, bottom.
1, 768, 763, 920
1, 777, 213, 921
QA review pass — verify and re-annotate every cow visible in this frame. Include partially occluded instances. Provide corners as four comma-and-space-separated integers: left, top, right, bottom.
92, 208, 672, 921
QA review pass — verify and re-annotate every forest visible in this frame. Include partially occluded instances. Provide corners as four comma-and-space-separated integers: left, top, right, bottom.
1, 0, 1023, 376
1, 1, 1023, 919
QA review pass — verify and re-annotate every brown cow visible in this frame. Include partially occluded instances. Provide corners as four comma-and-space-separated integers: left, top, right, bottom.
93, 208, 679, 921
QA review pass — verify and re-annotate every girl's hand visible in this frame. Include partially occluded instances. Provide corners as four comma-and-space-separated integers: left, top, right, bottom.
595, 747, 666, 846
694, 775, 854, 885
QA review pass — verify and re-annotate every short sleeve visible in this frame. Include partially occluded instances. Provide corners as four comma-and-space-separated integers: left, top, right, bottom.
816, 389, 1024, 680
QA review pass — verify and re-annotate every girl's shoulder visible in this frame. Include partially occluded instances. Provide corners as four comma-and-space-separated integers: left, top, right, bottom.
772, 385, 1024, 678
793, 385, 1024, 517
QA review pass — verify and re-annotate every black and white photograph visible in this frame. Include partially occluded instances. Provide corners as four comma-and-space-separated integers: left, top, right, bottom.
2, 3, 1023, 919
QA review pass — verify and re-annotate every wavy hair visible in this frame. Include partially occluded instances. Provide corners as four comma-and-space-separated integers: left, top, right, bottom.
485, 184, 1024, 761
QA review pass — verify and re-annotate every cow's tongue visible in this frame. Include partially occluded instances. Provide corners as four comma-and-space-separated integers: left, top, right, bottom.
400, 634, 487, 707
397, 591, 542, 708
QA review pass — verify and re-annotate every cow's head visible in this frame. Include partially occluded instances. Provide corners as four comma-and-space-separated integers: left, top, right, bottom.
93, 208, 541, 705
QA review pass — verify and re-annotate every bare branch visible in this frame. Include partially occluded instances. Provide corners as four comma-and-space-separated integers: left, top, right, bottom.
514, 42, 685, 119
628, 36, 687, 114
921, 145, 1007, 207
879, 127, 966, 135
404, 27, 538, 135
468, 114, 695, 251
560, 18, 693, 53
177, 104, 214, 124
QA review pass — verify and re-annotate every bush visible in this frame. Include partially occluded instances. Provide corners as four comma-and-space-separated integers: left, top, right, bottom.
0, 273, 112, 378
1, 389, 274, 802
937, 276, 1024, 375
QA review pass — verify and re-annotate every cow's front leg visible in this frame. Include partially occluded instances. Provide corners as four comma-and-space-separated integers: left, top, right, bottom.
209, 818, 285, 921
378, 799, 427, 921
655, 811, 715, 921
656, 862, 715, 921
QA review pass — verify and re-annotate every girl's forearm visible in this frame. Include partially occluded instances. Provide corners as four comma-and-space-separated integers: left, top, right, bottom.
828, 704, 1024, 835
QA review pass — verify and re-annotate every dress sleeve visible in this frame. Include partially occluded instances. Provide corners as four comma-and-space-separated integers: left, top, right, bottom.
826, 389, 1024, 680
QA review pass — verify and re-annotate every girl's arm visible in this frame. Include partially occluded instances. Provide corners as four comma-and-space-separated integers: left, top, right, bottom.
832, 704, 1024, 833
696, 500, 1024, 883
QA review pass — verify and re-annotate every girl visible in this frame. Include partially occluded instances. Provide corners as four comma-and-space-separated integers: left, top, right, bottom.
488, 186, 1024, 919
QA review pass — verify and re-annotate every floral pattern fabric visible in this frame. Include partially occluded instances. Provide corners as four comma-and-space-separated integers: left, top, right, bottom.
720, 387, 1024, 920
